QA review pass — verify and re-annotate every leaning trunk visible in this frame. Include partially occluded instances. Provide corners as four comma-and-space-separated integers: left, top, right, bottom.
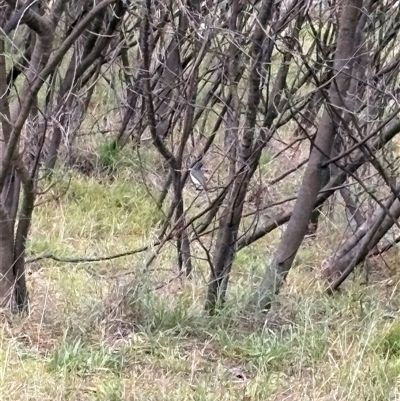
323, 188, 400, 288
254, 0, 363, 311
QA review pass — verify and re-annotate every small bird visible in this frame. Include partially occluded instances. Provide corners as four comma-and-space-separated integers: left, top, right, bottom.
190, 161, 207, 191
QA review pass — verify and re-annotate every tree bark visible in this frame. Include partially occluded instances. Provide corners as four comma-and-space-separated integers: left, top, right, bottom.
325, 190, 400, 290
253, 0, 363, 311
205, 0, 275, 312
0, 204, 15, 308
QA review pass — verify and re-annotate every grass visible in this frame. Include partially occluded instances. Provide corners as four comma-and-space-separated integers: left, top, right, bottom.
2, 165, 400, 400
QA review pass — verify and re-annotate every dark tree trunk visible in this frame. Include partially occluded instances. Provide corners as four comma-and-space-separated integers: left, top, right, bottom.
0, 205, 15, 308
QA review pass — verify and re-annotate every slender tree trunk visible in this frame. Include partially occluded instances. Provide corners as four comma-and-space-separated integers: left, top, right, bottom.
0, 205, 15, 308
0, 13, 23, 308
340, 187, 365, 229
174, 169, 193, 276
206, 0, 275, 312
254, 0, 363, 311
12, 172, 35, 310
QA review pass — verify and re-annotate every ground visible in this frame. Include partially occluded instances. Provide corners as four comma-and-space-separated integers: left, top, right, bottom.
2, 164, 400, 401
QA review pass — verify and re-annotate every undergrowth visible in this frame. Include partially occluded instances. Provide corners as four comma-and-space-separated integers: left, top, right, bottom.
1, 168, 400, 400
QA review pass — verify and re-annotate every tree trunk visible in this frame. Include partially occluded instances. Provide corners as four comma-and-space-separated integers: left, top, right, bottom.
0, 0, 118, 309
238, 117, 400, 250
0, 12, 21, 309
323, 187, 400, 286
206, 0, 275, 312
0, 205, 15, 308
254, 0, 363, 311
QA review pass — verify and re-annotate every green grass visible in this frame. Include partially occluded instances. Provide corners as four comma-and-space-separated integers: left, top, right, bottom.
29, 168, 162, 258
2, 165, 400, 400
3, 279, 400, 399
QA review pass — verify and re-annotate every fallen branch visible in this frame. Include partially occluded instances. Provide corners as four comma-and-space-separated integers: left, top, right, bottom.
26, 244, 152, 264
